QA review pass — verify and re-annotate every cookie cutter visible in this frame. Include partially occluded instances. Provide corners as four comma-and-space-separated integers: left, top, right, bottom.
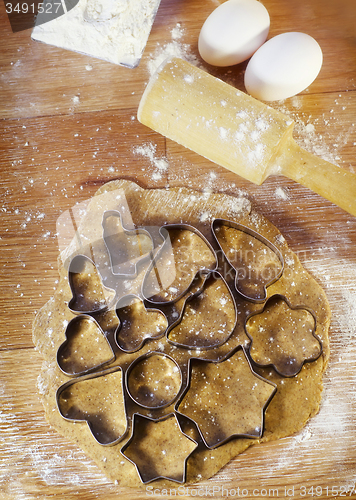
245, 294, 323, 377
121, 412, 198, 484
175, 345, 277, 449
56, 365, 128, 446
125, 351, 183, 409
115, 294, 168, 353
68, 254, 116, 314
212, 219, 285, 303
102, 210, 156, 277
166, 270, 238, 351
57, 314, 116, 377
142, 223, 218, 306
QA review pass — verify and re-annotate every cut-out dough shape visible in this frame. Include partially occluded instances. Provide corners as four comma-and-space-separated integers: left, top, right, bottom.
57, 315, 115, 376
57, 367, 127, 446
121, 413, 198, 483
126, 352, 182, 409
167, 272, 237, 349
212, 220, 284, 302
176, 347, 276, 449
143, 225, 217, 304
115, 295, 168, 352
102, 210, 154, 276
245, 295, 322, 377
68, 254, 116, 314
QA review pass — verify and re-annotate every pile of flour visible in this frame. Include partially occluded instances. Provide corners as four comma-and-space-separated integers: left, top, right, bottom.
32, 0, 161, 67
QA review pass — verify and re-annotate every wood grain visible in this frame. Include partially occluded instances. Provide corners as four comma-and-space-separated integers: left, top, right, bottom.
0, 0, 355, 498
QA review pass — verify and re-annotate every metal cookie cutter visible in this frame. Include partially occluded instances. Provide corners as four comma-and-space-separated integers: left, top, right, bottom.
125, 351, 183, 409
102, 210, 156, 277
57, 314, 115, 377
68, 254, 116, 314
175, 345, 277, 450
54, 209, 323, 485
115, 294, 168, 353
212, 219, 285, 303
121, 412, 198, 484
56, 365, 128, 446
245, 294, 323, 377
165, 270, 238, 351
142, 223, 218, 306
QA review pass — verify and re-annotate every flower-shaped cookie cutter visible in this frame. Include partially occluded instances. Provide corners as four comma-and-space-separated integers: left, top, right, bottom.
245, 294, 323, 377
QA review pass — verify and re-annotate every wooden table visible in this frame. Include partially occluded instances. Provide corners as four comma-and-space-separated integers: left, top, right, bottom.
1, 0, 356, 498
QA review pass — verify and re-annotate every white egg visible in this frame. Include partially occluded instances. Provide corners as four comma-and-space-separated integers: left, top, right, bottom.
244, 32, 323, 101
198, 0, 270, 67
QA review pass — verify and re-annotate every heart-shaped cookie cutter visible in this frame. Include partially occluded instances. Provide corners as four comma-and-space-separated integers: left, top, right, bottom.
57, 314, 116, 377
56, 365, 128, 446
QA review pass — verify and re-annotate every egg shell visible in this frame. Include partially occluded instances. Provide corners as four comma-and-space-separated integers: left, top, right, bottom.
244, 32, 323, 101
198, 0, 270, 67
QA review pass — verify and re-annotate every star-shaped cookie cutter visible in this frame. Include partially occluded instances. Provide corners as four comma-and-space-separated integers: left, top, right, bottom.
121, 412, 198, 484
175, 345, 277, 449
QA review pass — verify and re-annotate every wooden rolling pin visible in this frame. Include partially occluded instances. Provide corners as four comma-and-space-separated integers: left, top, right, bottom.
138, 57, 356, 217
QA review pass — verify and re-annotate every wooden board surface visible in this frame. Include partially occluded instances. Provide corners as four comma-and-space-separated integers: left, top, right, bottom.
0, 0, 356, 498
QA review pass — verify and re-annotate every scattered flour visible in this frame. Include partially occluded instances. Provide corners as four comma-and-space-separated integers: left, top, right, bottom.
276, 98, 355, 168
147, 23, 199, 77
171, 23, 184, 41
133, 142, 169, 181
